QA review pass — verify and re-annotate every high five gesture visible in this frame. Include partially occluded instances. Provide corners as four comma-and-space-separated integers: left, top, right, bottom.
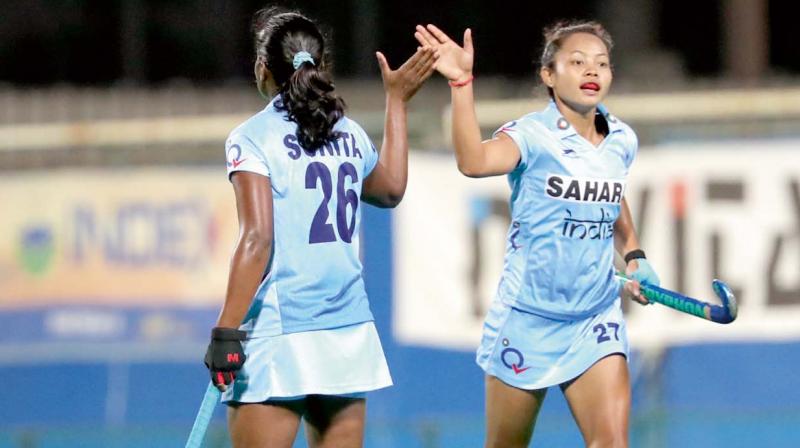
376, 46, 437, 102
415, 25, 473, 84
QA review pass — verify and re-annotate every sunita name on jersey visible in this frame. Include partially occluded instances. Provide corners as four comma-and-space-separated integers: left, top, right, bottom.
545, 174, 626, 204
284, 132, 364, 161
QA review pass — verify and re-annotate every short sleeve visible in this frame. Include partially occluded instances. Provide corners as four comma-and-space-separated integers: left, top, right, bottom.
364, 139, 379, 177
225, 132, 270, 181
350, 121, 379, 177
622, 125, 639, 170
493, 118, 541, 173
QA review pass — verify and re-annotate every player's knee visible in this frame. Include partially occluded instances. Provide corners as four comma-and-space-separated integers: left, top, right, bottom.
586, 429, 627, 448
485, 431, 532, 448
485, 439, 529, 448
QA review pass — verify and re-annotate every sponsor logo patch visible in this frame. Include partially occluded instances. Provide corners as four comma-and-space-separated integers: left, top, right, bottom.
501, 347, 531, 375
545, 174, 625, 204
226, 144, 247, 168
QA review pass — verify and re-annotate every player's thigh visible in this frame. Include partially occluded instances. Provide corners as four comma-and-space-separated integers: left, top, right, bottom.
227, 399, 304, 448
304, 395, 366, 448
562, 354, 630, 448
485, 375, 547, 448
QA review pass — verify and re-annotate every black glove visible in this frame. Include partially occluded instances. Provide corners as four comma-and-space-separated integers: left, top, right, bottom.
204, 327, 247, 389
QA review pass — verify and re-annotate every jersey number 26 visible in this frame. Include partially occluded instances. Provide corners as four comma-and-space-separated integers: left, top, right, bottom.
306, 162, 358, 244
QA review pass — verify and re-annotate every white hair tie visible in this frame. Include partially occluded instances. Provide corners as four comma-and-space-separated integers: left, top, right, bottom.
292, 51, 315, 70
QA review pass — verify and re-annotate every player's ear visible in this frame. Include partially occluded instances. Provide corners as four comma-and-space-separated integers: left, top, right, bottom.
254, 58, 267, 82
540, 66, 554, 89
254, 58, 272, 99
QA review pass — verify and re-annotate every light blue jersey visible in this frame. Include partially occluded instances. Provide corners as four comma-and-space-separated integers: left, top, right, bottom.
494, 101, 638, 320
225, 96, 379, 337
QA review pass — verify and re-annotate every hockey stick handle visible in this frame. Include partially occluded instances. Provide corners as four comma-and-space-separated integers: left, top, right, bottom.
616, 275, 737, 324
184, 382, 222, 448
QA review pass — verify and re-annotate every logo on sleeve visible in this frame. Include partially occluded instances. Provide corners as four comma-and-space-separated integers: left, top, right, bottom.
226, 144, 247, 169
498, 120, 518, 134
545, 174, 625, 204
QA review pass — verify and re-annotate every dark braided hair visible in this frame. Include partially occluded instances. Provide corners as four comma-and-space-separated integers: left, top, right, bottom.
252, 7, 345, 150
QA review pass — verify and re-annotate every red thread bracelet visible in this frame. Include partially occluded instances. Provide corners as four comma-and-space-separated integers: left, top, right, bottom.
449, 74, 474, 87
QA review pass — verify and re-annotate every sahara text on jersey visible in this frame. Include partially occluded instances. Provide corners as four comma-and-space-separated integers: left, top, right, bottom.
545, 174, 625, 204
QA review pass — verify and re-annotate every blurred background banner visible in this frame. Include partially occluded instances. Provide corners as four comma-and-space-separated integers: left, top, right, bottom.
0, 169, 235, 307
2, 0, 800, 447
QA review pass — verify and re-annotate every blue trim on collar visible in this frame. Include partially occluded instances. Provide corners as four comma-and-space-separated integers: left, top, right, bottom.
541, 101, 575, 139
542, 100, 623, 139
266, 95, 281, 110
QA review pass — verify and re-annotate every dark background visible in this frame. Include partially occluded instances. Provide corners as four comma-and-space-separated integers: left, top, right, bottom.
0, 0, 795, 86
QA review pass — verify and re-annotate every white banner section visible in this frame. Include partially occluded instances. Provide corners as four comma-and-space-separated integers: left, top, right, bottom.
394, 140, 800, 351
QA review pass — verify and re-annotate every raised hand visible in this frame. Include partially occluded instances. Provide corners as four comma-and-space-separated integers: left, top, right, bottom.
376, 46, 437, 102
415, 24, 473, 83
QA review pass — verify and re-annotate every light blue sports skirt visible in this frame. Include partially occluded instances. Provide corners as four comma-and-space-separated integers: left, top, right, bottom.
476, 298, 629, 390
222, 321, 393, 403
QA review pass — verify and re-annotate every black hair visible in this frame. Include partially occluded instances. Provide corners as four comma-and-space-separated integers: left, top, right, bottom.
251, 7, 345, 149
538, 20, 614, 99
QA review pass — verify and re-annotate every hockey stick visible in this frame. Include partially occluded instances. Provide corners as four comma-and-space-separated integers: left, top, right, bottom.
184, 381, 222, 448
616, 275, 738, 324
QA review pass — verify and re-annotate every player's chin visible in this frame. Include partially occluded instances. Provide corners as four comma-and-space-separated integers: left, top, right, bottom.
576, 91, 604, 107
562, 93, 603, 113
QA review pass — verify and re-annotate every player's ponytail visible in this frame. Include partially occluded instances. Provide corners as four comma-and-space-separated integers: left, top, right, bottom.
282, 57, 346, 150
251, 7, 345, 150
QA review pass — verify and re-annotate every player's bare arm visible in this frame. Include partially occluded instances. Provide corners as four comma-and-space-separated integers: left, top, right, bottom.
415, 24, 520, 177
613, 197, 649, 304
217, 172, 274, 330
362, 47, 437, 208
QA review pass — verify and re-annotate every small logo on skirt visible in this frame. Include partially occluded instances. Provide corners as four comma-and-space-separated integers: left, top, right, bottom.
501, 347, 530, 374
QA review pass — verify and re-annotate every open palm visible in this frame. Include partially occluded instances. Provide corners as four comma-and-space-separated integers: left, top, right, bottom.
415, 24, 473, 82
376, 46, 437, 102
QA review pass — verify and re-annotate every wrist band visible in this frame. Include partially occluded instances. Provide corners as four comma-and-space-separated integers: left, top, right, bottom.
449, 74, 474, 87
624, 249, 646, 264
211, 327, 247, 341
